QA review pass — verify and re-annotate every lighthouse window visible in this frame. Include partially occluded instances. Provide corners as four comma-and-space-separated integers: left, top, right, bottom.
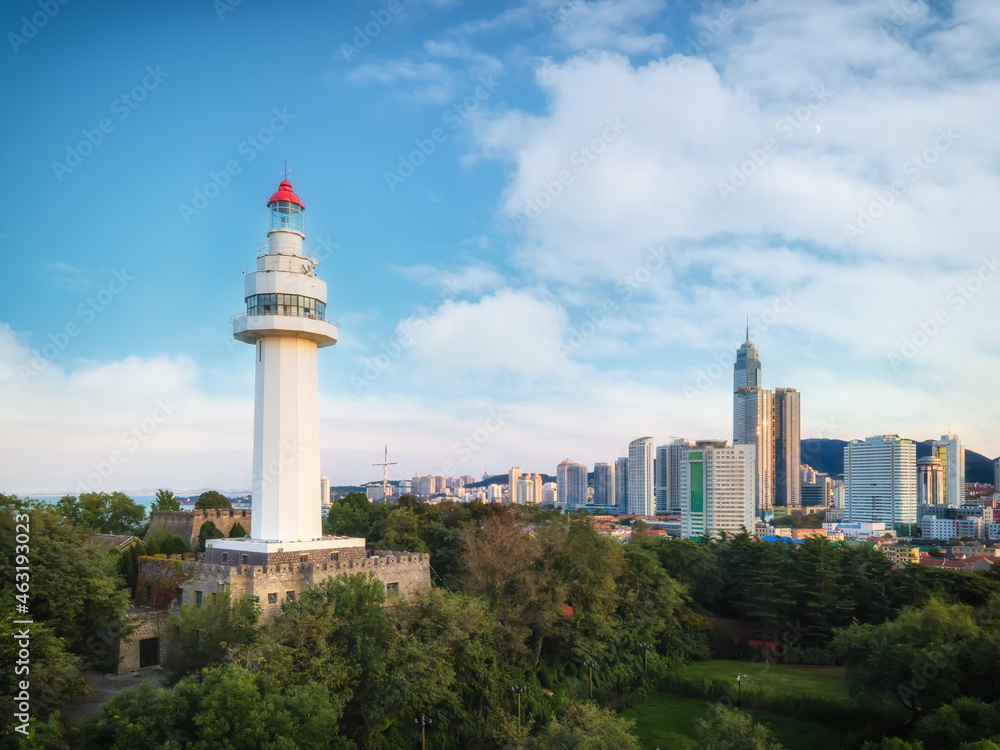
246, 294, 326, 321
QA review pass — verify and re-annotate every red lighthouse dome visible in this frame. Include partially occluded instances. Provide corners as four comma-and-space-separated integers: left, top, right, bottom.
267, 179, 304, 208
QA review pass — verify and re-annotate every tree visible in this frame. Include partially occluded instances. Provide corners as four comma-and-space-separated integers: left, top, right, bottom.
55, 491, 146, 535
151, 488, 180, 512
0, 594, 87, 731
195, 491, 231, 510
516, 703, 641, 750
81, 664, 353, 750
834, 596, 984, 716
695, 704, 786, 750
229, 521, 246, 538
163, 590, 259, 684
198, 520, 225, 552
0, 506, 132, 669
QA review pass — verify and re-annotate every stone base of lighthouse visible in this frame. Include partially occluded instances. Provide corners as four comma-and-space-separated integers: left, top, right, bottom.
172, 537, 431, 622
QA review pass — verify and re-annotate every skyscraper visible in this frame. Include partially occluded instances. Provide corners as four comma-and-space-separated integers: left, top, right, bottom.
680, 444, 755, 539
627, 437, 655, 516
509, 466, 521, 505
733, 332, 774, 517
556, 459, 572, 509
933, 433, 965, 505
594, 462, 615, 507
614, 457, 628, 508
917, 456, 946, 506
734, 385, 773, 516
668, 439, 696, 514
844, 435, 917, 526
654, 445, 669, 514
773, 388, 801, 509
565, 462, 588, 507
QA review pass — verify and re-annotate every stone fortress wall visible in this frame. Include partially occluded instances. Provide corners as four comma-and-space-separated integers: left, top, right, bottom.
176, 548, 431, 620
146, 509, 251, 549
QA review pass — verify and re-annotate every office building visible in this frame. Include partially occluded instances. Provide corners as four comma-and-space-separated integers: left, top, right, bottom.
668, 439, 696, 514
627, 437, 655, 516
933, 433, 965, 505
654, 445, 669, 514
917, 456, 946, 506
680, 443, 755, 539
733, 333, 775, 516
565, 461, 588, 506
844, 435, 917, 526
615, 457, 628, 508
593, 462, 615, 507
773, 388, 800, 508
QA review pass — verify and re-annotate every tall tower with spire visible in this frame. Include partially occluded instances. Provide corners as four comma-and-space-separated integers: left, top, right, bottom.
232, 175, 339, 544
734, 330, 772, 516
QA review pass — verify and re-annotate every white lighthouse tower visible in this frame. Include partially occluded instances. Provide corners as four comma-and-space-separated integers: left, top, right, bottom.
213, 175, 341, 552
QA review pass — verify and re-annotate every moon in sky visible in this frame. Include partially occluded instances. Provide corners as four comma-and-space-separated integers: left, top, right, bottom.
816, 124, 821, 134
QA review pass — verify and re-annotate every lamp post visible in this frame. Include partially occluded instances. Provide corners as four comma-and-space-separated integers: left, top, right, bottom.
736, 674, 749, 707
583, 660, 596, 699
414, 715, 431, 750
512, 685, 526, 729
639, 643, 652, 678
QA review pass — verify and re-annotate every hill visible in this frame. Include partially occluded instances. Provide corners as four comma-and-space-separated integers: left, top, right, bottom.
801, 438, 995, 484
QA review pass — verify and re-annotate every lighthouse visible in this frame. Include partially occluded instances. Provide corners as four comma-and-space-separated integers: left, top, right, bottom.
176, 174, 430, 620
229, 175, 338, 545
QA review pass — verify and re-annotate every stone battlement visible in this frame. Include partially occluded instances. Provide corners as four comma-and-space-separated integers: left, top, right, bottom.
146, 509, 251, 550
164, 547, 431, 621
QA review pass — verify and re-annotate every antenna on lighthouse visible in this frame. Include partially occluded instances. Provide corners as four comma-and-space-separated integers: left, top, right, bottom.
372, 444, 397, 503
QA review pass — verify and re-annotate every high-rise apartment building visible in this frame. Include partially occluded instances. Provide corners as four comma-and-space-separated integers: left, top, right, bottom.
627, 437, 655, 516
844, 435, 917, 526
680, 443, 755, 539
668, 439, 696, 514
773, 387, 801, 509
734, 385, 773, 515
933, 433, 965, 505
556, 459, 572, 508
917, 456, 946, 506
565, 462, 588, 507
615, 457, 628, 508
654, 445, 669, 514
594, 462, 615, 506
509, 466, 521, 505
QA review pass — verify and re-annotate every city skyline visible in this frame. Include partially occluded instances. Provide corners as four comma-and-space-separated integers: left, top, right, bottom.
3, 1, 1000, 495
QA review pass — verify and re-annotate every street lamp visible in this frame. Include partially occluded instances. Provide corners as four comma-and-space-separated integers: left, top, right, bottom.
736, 674, 749, 707
583, 660, 597, 699
414, 715, 432, 750
639, 643, 653, 677
512, 685, 526, 729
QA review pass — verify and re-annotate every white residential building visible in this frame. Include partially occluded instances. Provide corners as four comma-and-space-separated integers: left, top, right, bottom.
844, 435, 917, 526
627, 437, 655, 516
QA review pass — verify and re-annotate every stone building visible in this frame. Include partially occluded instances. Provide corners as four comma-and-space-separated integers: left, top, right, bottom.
146, 508, 251, 550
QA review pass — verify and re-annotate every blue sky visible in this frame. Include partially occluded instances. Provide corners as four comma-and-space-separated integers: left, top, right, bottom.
1, 0, 998, 494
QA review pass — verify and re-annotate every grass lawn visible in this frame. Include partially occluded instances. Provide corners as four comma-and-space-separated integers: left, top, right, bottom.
677, 659, 851, 703
624, 692, 851, 750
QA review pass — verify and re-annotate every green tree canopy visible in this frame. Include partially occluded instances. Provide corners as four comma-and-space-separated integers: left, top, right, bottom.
0, 505, 131, 669
56, 491, 146, 535
151, 488, 180, 512
163, 590, 259, 684
194, 491, 232, 510
695, 704, 786, 750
